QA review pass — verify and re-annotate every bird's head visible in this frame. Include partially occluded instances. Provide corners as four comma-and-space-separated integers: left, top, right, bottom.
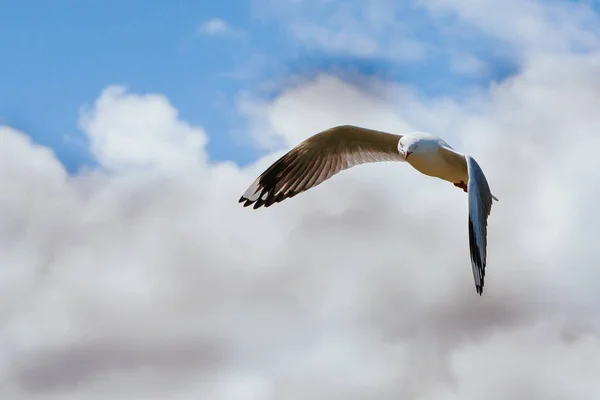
399, 136, 420, 161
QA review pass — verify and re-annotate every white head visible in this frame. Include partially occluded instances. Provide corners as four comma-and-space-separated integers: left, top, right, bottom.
398, 136, 420, 161
398, 133, 439, 161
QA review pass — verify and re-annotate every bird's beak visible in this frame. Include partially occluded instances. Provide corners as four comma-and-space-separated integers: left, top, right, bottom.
403, 150, 411, 161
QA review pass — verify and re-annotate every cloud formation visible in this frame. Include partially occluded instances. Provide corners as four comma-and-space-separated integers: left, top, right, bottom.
420, 0, 600, 55
253, 0, 428, 62
3, 1, 600, 399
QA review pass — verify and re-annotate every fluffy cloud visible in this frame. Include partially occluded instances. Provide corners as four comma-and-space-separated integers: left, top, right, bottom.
3, 3, 600, 400
78, 86, 208, 172
3, 55, 600, 398
237, 74, 415, 150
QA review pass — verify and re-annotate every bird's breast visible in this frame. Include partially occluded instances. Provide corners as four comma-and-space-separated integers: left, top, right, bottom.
407, 151, 467, 183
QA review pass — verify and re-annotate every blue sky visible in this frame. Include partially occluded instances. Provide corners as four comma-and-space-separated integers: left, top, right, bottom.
0, 0, 529, 173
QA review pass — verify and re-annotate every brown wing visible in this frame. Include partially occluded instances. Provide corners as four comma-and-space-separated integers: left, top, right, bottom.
239, 125, 404, 209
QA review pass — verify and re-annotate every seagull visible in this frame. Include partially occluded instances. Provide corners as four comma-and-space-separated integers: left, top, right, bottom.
239, 125, 498, 295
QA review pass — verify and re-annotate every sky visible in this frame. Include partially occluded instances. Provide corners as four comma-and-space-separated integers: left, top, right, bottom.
0, 0, 522, 171
2, 0, 600, 399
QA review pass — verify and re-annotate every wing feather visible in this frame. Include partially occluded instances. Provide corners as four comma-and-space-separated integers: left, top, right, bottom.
239, 125, 404, 209
466, 155, 495, 295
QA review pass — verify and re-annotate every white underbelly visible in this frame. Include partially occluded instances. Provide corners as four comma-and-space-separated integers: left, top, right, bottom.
408, 153, 467, 183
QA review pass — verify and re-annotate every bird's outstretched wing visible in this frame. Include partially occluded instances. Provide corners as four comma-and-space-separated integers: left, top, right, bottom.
239, 125, 404, 209
465, 155, 495, 295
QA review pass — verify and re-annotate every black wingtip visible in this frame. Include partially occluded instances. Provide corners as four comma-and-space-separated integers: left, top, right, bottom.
238, 196, 254, 208
238, 195, 272, 210
476, 285, 483, 296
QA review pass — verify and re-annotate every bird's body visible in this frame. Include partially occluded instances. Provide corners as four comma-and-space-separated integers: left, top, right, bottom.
400, 132, 468, 184
239, 125, 497, 295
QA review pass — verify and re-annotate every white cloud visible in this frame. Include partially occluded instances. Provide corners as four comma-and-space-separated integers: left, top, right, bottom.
419, 0, 600, 56
252, 0, 600, 73
3, 46, 600, 398
237, 74, 415, 150
78, 85, 208, 172
198, 18, 241, 37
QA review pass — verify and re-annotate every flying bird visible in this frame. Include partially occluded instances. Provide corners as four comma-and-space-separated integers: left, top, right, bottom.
239, 125, 498, 295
